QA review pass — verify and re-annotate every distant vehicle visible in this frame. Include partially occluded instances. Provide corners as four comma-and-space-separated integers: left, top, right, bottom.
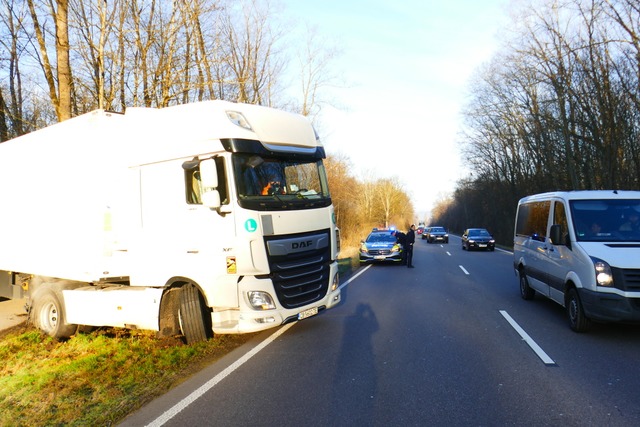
425, 226, 449, 243
461, 228, 495, 251
417, 226, 425, 235
359, 230, 403, 264
421, 227, 430, 240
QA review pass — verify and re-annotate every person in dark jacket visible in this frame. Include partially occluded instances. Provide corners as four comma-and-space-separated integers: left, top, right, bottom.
406, 224, 416, 268
395, 230, 407, 265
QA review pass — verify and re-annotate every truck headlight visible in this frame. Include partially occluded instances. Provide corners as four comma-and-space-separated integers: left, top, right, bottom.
591, 257, 613, 287
331, 274, 339, 291
248, 291, 276, 310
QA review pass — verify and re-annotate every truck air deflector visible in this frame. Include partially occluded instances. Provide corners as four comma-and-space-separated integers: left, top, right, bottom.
221, 138, 325, 160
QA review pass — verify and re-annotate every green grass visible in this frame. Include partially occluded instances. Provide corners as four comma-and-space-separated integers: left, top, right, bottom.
0, 326, 255, 426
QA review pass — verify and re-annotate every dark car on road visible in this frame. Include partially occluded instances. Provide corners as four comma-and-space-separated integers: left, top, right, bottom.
461, 228, 495, 251
424, 226, 449, 243
359, 229, 404, 264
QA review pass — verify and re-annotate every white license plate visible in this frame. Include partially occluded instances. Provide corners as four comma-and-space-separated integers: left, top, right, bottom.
298, 307, 318, 320
479, 244, 487, 247
374, 255, 386, 260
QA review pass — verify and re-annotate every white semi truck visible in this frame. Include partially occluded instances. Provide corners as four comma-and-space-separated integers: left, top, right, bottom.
0, 101, 341, 342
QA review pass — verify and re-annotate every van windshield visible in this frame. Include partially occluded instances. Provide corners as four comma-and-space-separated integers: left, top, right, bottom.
570, 199, 640, 242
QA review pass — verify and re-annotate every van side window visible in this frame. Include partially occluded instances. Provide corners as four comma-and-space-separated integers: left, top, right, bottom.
184, 157, 229, 205
553, 201, 569, 244
516, 201, 550, 242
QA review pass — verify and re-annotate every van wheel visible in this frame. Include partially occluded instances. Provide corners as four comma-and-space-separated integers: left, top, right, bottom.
31, 286, 77, 339
566, 288, 591, 332
519, 270, 535, 300
179, 283, 213, 344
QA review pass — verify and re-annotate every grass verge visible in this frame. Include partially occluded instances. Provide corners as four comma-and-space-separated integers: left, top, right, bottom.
0, 324, 256, 426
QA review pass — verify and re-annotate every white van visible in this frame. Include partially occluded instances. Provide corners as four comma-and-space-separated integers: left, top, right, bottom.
513, 191, 640, 332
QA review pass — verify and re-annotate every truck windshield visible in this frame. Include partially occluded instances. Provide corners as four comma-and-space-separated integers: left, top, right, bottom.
570, 199, 640, 242
232, 154, 332, 211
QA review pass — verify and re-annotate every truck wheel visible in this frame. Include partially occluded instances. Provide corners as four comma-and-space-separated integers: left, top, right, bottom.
32, 287, 77, 339
566, 288, 591, 332
179, 283, 212, 344
519, 270, 535, 300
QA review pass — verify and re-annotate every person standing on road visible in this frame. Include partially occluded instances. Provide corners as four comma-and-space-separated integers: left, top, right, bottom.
406, 224, 416, 268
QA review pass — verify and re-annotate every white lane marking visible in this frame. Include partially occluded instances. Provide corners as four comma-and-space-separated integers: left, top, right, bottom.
500, 310, 556, 366
147, 322, 296, 427
148, 265, 368, 426
459, 265, 470, 275
446, 252, 452, 256
339, 264, 371, 290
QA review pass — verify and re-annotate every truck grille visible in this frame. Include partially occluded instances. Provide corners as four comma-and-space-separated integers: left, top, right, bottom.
612, 268, 640, 292
265, 230, 331, 309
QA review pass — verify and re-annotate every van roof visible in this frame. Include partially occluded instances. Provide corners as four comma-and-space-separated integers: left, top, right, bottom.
518, 190, 640, 204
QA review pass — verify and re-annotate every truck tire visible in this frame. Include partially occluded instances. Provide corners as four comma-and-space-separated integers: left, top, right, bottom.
179, 283, 212, 344
31, 286, 77, 339
566, 287, 591, 332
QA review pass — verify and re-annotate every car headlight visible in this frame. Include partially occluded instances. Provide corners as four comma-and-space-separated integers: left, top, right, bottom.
360, 243, 368, 253
490, 239, 495, 243
392, 244, 401, 252
591, 257, 613, 287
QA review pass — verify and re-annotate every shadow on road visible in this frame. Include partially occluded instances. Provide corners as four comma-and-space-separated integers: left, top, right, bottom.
331, 302, 379, 423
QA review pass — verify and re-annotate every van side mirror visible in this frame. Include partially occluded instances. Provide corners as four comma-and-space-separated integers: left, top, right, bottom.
550, 225, 562, 245
550, 224, 570, 249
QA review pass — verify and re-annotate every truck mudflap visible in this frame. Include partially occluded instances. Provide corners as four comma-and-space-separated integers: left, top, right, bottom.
64, 286, 163, 330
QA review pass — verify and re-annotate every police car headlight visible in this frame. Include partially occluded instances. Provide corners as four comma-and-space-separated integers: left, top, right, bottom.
591, 257, 614, 287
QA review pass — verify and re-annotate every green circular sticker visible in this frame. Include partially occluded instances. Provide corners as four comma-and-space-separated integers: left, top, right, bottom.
245, 218, 258, 232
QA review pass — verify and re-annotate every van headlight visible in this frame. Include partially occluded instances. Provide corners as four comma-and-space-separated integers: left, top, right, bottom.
591, 257, 614, 287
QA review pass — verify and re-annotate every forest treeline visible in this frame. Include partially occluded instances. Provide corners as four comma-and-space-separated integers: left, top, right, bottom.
431, 0, 640, 247
0, 0, 414, 249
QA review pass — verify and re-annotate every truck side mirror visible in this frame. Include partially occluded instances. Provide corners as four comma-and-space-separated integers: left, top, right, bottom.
199, 158, 221, 209
199, 158, 218, 188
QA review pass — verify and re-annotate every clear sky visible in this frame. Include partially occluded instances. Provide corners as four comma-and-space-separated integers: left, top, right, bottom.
281, 0, 511, 220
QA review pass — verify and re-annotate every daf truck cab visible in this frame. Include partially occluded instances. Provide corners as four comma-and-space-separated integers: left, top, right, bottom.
0, 101, 341, 343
